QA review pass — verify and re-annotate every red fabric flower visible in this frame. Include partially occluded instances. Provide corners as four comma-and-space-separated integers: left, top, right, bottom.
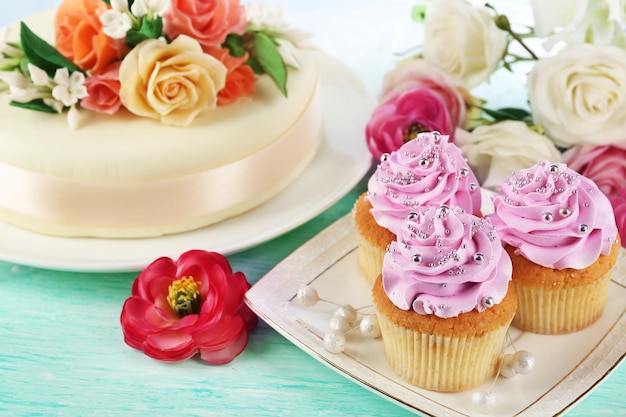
120, 250, 257, 364
365, 87, 453, 160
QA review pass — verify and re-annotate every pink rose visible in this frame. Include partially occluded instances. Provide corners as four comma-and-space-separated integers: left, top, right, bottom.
120, 250, 257, 364
562, 142, 626, 198
379, 60, 468, 130
610, 186, 626, 248
365, 87, 453, 160
163, 0, 247, 48
80, 62, 122, 114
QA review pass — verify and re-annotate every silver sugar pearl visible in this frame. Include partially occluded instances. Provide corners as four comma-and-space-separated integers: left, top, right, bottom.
482, 296, 495, 308
548, 163, 559, 173
560, 207, 571, 217
412, 254, 422, 263
407, 212, 418, 221
380, 153, 390, 162
419, 158, 429, 167
459, 167, 469, 177
432, 131, 441, 142
436, 204, 450, 218
579, 224, 590, 234
474, 252, 485, 263
542, 212, 553, 223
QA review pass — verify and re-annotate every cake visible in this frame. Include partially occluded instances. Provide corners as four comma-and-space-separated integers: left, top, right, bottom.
354, 131, 482, 284
0, 4, 321, 238
372, 204, 517, 392
487, 161, 620, 334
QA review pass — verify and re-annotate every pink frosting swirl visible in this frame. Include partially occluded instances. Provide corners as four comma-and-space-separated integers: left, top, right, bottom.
382, 205, 512, 318
488, 161, 618, 269
367, 131, 482, 235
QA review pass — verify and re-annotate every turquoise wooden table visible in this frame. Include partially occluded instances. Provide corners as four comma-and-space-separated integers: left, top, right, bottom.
1, 1, 624, 416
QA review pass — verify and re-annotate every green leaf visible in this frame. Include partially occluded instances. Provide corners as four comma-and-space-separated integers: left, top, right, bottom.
480, 106, 531, 122
250, 32, 287, 97
410, 5, 427, 24
19, 22, 80, 76
125, 16, 164, 47
223, 34, 247, 58
10, 99, 58, 114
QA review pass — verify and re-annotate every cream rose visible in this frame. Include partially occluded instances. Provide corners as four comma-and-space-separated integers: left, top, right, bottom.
455, 121, 562, 189
422, 0, 508, 89
530, 0, 626, 49
527, 44, 626, 148
119, 35, 227, 127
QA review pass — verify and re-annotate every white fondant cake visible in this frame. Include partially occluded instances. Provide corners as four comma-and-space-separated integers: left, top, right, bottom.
0, 11, 322, 238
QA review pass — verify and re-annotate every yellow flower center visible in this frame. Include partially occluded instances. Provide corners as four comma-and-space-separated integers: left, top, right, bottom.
403, 122, 429, 142
167, 276, 202, 318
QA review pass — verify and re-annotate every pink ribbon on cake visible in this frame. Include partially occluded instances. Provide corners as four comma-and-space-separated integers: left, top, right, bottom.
0, 89, 322, 238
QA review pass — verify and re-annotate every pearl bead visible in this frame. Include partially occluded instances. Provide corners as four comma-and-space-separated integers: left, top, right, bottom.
579, 224, 590, 234
419, 158, 429, 167
432, 131, 441, 142
381, 153, 390, 162
436, 205, 450, 218
296, 286, 320, 307
323, 331, 345, 354
328, 316, 351, 334
471, 390, 496, 411
359, 315, 381, 338
482, 296, 495, 308
333, 305, 358, 324
500, 353, 517, 378
473, 252, 485, 263
412, 254, 422, 263
548, 163, 559, 173
542, 212, 553, 223
512, 350, 535, 374
459, 167, 469, 177
407, 212, 418, 221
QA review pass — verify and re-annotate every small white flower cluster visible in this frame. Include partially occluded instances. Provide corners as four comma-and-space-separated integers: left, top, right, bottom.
0, 27, 87, 129
100, 0, 169, 39
245, 2, 315, 69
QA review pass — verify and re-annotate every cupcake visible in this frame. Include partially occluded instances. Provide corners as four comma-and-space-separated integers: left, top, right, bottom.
488, 161, 620, 334
354, 131, 482, 285
372, 205, 517, 392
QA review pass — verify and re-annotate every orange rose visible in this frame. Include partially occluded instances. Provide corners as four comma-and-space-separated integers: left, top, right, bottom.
205, 46, 256, 106
55, 0, 128, 74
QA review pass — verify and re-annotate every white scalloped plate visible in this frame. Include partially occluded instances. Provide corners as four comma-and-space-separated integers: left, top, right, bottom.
0, 53, 374, 272
245, 214, 626, 417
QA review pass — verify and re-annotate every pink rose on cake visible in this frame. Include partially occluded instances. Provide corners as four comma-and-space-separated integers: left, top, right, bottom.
119, 35, 227, 126
163, 0, 247, 48
365, 88, 453, 160
54, 0, 128, 74
120, 250, 258, 364
80, 61, 122, 114
456, 121, 562, 189
527, 44, 626, 148
563, 143, 626, 198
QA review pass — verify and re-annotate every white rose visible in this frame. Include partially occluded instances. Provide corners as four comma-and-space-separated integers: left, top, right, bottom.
530, 0, 626, 49
422, 0, 508, 89
527, 44, 626, 148
455, 121, 562, 190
